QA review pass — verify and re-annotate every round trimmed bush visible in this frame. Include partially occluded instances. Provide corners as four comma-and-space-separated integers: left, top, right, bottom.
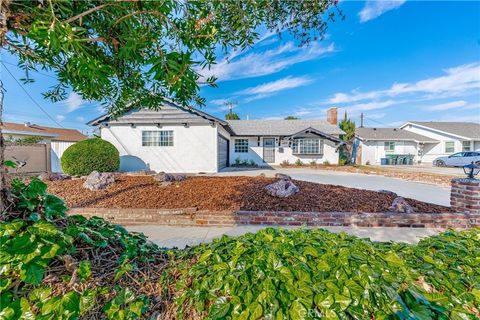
61, 138, 120, 176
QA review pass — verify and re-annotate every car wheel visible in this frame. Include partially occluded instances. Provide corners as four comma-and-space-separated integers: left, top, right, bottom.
475, 160, 480, 166
436, 160, 446, 167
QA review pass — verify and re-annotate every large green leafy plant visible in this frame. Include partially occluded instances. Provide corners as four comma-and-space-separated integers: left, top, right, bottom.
170, 228, 479, 320
0, 176, 168, 319
1, 174, 479, 319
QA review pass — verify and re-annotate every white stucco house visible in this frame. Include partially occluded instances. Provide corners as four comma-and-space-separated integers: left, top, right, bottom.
87, 102, 344, 173
355, 121, 480, 165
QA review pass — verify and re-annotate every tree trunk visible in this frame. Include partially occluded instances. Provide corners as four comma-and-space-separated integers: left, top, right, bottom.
1, 0, 11, 213
0, 79, 7, 213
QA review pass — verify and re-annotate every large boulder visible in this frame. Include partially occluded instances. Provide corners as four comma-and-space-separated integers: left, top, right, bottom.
38, 172, 71, 182
388, 197, 415, 213
83, 171, 115, 191
265, 179, 299, 198
153, 172, 187, 182
153, 172, 174, 182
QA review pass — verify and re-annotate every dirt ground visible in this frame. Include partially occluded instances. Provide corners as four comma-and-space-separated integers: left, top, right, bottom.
47, 176, 452, 213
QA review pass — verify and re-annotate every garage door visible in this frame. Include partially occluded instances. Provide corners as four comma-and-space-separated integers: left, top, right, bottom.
217, 135, 229, 170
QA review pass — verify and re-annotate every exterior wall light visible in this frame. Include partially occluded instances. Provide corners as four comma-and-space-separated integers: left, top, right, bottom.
463, 161, 480, 179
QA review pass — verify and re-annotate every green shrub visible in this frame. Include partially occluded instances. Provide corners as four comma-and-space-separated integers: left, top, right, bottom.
295, 158, 303, 166
323, 160, 330, 166
61, 138, 119, 176
171, 228, 480, 319
1, 177, 166, 319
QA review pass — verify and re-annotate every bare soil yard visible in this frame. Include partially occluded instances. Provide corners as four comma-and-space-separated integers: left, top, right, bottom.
47, 176, 451, 213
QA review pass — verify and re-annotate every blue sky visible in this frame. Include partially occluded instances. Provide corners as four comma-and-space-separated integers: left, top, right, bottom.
1, 0, 479, 134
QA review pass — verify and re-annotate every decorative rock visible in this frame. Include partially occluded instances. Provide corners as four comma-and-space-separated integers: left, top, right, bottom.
388, 197, 415, 213
174, 174, 187, 181
259, 173, 266, 177
83, 171, 115, 191
153, 172, 187, 182
265, 179, 299, 198
274, 173, 291, 180
153, 172, 174, 182
38, 172, 71, 181
378, 189, 397, 197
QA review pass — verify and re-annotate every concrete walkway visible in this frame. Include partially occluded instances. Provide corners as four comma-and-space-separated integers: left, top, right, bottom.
127, 225, 444, 248
214, 167, 450, 206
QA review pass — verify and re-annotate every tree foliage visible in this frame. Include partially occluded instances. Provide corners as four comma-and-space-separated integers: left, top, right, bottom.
2, 0, 341, 113
339, 111, 356, 164
5, 135, 44, 145
225, 112, 240, 120
284, 116, 299, 120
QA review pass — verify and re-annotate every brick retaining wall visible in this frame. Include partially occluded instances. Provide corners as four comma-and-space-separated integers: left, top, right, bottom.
68, 208, 479, 229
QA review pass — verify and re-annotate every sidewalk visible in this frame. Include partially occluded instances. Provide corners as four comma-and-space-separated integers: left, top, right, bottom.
126, 225, 444, 248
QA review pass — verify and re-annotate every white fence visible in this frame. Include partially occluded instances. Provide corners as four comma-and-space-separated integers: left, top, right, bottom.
50, 141, 74, 173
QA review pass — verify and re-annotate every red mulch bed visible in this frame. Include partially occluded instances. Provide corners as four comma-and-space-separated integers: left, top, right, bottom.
46, 176, 452, 213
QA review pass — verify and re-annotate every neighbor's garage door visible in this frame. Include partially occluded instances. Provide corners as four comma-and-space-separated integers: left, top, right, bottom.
217, 135, 229, 170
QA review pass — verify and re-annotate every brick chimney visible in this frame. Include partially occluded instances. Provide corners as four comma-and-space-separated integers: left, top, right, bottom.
326, 107, 338, 126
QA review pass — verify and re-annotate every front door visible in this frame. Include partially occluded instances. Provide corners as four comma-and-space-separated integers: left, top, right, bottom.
263, 138, 275, 163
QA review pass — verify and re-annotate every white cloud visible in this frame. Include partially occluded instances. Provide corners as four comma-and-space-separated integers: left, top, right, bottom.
239, 76, 313, 95
210, 98, 229, 106
359, 0, 407, 23
327, 62, 480, 104
238, 76, 313, 102
201, 42, 335, 81
63, 92, 85, 112
343, 100, 396, 116
55, 115, 66, 122
76, 116, 86, 122
426, 100, 467, 111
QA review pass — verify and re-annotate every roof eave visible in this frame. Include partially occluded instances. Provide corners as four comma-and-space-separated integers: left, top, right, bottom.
287, 127, 344, 144
401, 121, 473, 140
2, 129, 58, 138
88, 101, 228, 127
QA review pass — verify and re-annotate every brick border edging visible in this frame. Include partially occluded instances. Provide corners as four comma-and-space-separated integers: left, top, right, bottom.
68, 208, 479, 229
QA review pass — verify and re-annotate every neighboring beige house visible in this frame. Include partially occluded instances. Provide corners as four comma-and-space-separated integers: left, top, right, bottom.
355, 121, 480, 165
88, 101, 344, 173
2, 122, 87, 172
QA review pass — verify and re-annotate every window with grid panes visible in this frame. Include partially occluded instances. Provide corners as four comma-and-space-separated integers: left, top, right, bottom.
142, 130, 173, 146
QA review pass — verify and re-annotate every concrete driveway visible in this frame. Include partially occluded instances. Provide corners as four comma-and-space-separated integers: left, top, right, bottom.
215, 167, 450, 206
127, 225, 444, 248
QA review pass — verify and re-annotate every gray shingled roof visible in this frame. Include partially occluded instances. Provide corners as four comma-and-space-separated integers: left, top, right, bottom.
408, 122, 480, 139
355, 127, 438, 143
226, 120, 344, 136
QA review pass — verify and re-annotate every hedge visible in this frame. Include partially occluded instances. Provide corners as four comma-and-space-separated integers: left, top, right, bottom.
61, 138, 120, 176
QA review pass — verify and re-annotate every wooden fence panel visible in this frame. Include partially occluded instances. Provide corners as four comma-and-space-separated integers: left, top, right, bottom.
5, 144, 51, 173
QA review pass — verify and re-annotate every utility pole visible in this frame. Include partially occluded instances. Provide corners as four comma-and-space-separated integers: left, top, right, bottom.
360, 113, 364, 128
224, 101, 238, 116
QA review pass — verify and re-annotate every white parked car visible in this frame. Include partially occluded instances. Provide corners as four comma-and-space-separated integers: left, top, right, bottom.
433, 152, 480, 167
